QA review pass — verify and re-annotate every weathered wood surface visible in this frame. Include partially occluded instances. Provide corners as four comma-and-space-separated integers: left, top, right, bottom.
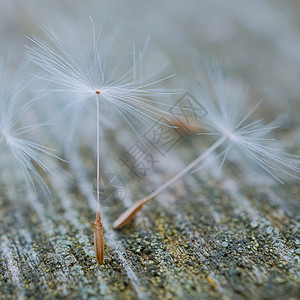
0, 1, 300, 299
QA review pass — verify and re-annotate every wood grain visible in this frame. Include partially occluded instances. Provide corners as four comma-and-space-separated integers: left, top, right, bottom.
1, 1, 300, 299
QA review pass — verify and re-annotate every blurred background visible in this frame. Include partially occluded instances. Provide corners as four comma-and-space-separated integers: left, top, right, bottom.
0, 1, 299, 299
1, 0, 300, 111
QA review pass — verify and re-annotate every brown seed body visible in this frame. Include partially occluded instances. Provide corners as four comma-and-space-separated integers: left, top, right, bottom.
94, 211, 104, 264
113, 199, 146, 229
168, 117, 205, 134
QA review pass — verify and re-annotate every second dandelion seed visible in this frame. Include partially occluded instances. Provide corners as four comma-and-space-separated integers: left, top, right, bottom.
0, 59, 62, 194
113, 64, 300, 229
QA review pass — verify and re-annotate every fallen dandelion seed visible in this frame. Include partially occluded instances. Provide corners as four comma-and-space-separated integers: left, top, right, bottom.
113, 64, 300, 229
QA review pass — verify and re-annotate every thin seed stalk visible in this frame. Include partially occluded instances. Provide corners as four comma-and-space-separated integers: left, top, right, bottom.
94, 94, 104, 264
113, 135, 227, 229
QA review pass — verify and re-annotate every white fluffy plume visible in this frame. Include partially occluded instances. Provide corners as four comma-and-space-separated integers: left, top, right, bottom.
191, 64, 300, 182
0, 60, 59, 193
26, 18, 178, 135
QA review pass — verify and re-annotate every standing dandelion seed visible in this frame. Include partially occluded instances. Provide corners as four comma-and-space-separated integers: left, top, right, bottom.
113, 64, 300, 229
27, 18, 178, 263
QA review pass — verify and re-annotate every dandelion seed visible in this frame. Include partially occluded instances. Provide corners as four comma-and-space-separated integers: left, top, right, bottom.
26, 18, 178, 263
0, 60, 59, 194
113, 64, 300, 229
